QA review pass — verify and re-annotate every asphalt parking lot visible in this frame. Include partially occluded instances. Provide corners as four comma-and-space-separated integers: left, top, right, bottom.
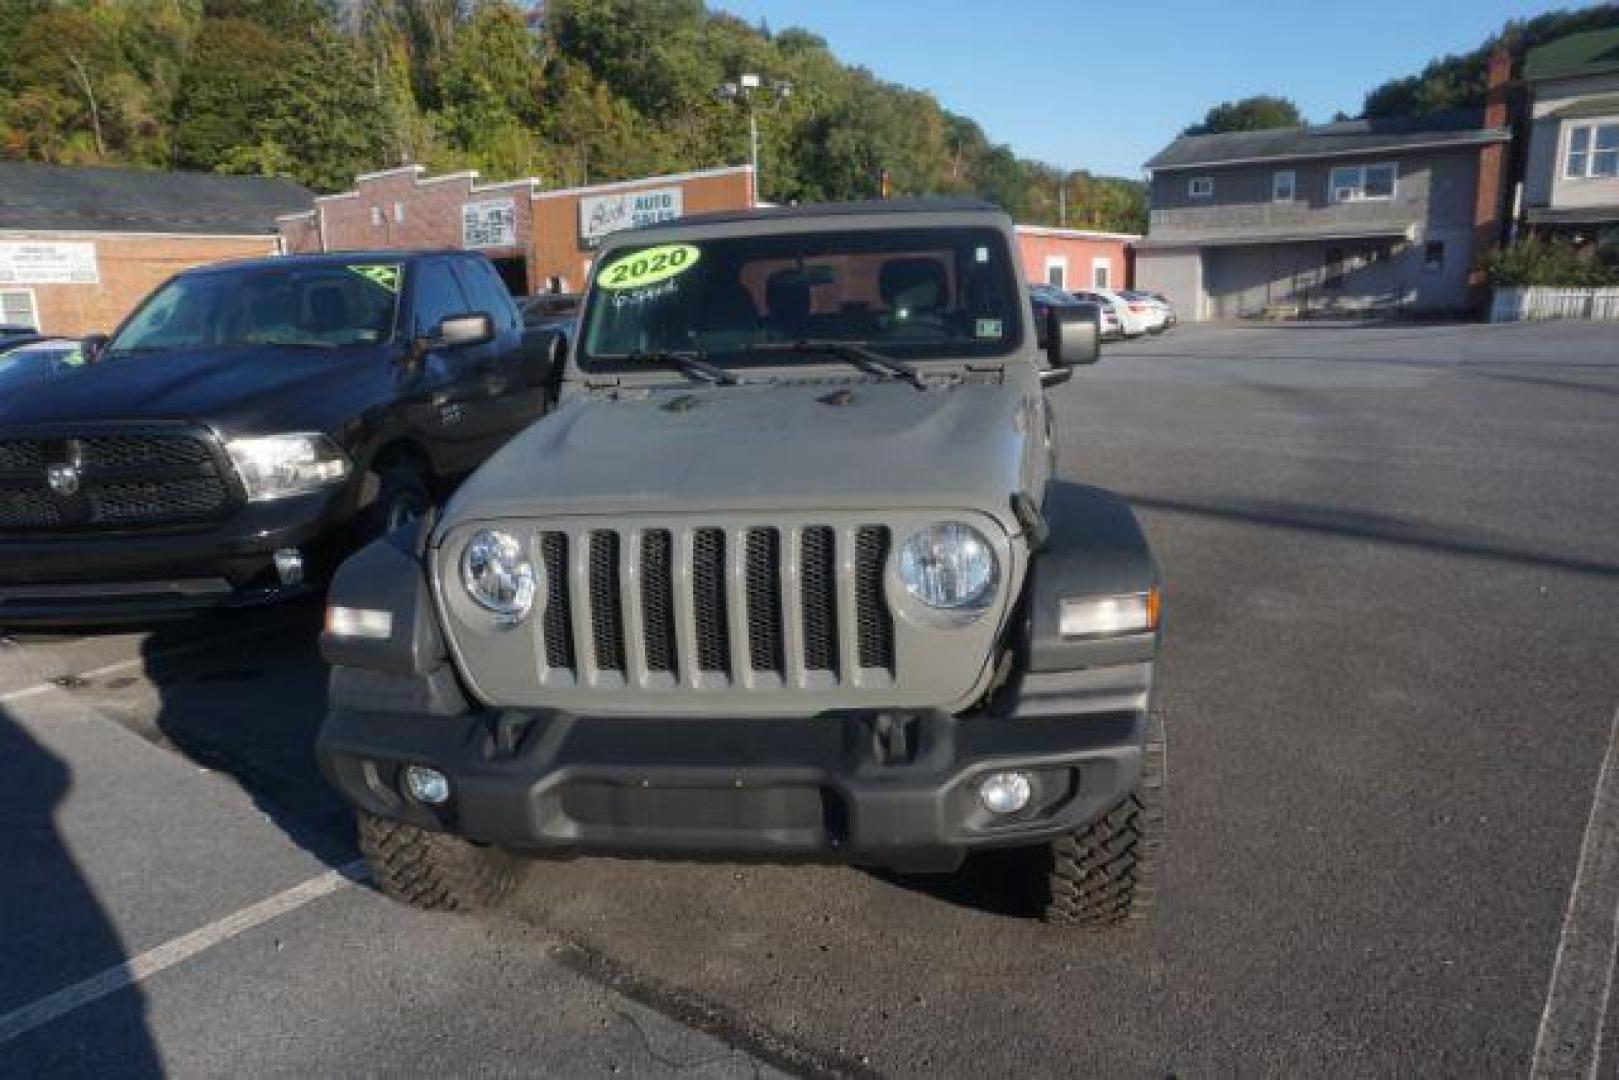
3, 319, 1617, 1077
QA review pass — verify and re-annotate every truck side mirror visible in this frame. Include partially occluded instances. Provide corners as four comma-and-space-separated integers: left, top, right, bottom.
81, 333, 109, 362
1044, 305, 1100, 385
432, 313, 494, 350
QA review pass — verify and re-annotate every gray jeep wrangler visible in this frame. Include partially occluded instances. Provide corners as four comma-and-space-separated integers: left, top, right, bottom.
316, 199, 1163, 927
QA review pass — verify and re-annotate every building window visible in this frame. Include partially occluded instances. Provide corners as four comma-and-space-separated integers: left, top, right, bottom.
1565, 123, 1619, 178
1330, 163, 1397, 202
1272, 170, 1296, 202
370, 206, 384, 227
1045, 256, 1067, 289
1423, 241, 1445, 273
1092, 258, 1112, 288
1188, 176, 1214, 199
393, 201, 406, 223
0, 289, 39, 330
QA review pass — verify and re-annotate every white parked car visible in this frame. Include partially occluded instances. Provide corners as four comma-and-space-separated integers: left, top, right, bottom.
1071, 288, 1151, 338
1120, 290, 1173, 332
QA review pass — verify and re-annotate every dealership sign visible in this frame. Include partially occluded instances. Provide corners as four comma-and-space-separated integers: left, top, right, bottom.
461, 199, 517, 249
0, 242, 99, 285
579, 187, 683, 248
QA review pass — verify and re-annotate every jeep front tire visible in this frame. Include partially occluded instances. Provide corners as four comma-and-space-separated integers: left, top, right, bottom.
357, 812, 526, 912
1035, 712, 1164, 928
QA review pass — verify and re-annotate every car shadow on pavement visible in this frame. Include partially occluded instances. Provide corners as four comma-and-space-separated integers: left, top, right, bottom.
865, 848, 1046, 920
137, 603, 358, 873
0, 710, 164, 1075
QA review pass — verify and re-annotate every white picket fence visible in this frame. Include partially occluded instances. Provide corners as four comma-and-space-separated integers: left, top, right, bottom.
1489, 286, 1619, 323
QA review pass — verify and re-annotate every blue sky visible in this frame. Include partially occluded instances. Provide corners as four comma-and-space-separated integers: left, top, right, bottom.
708, 0, 1579, 177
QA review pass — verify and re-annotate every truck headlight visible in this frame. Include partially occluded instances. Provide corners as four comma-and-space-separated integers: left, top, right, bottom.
897, 522, 998, 612
226, 433, 350, 502
460, 529, 536, 622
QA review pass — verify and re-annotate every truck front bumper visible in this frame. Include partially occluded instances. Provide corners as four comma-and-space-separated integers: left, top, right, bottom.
317, 692, 1147, 871
0, 492, 342, 624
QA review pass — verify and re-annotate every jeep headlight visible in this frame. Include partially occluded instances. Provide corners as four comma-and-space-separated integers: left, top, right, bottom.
226, 433, 350, 502
460, 529, 536, 622
897, 522, 998, 612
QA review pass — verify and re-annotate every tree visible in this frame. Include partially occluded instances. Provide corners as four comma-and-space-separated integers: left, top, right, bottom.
1183, 95, 1304, 136
173, 19, 291, 171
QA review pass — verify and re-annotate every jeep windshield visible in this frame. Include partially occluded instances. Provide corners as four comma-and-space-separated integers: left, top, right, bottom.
578, 226, 1023, 373
103, 262, 402, 359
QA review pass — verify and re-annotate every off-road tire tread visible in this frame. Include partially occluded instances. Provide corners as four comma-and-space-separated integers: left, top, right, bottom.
357, 812, 524, 912
1040, 712, 1165, 928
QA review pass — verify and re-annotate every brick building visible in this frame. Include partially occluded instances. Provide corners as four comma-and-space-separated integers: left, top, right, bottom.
0, 161, 311, 336
278, 164, 756, 295
1015, 225, 1139, 292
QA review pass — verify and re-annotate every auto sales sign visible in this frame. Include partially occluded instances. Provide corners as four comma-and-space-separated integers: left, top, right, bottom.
578, 187, 683, 249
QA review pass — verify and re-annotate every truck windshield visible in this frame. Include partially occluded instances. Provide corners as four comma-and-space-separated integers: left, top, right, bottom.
578, 227, 1023, 371
104, 262, 401, 358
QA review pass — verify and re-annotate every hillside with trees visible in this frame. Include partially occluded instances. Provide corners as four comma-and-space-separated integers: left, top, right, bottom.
0, 0, 1147, 232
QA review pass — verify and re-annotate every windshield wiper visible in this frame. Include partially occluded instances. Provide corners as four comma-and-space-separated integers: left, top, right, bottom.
747, 340, 926, 390
600, 349, 742, 386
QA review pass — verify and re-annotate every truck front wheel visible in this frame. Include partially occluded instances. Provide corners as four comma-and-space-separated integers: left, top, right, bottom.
357, 812, 526, 912
1034, 712, 1164, 928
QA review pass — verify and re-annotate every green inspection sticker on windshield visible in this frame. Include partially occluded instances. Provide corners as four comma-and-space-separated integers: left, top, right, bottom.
597, 244, 700, 291
348, 264, 401, 293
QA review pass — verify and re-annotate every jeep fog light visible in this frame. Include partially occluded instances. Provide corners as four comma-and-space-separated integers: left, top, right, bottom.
1059, 588, 1159, 639
978, 771, 1033, 815
402, 765, 450, 806
326, 605, 393, 640
461, 529, 536, 623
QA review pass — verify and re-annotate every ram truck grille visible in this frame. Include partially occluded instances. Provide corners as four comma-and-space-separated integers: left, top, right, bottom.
535, 523, 894, 690
0, 428, 238, 534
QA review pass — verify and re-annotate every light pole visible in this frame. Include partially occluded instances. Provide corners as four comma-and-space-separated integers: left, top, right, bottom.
717, 73, 793, 204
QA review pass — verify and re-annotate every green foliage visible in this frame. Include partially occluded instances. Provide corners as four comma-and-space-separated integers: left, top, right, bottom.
1487, 236, 1619, 287
1183, 96, 1304, 136
1362, 6, 1619, 118
0, 0, 1146, 232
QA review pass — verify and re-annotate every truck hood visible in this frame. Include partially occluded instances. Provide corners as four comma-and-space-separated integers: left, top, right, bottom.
441, 375, 1047, 531
0, 345, 380, 436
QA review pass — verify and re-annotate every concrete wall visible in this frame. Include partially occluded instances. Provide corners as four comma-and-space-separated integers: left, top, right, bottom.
1, 231, 281, 336
1014, 228, 1136, 291
1134, 248, 1202, 320
1524, 73, 1619, 212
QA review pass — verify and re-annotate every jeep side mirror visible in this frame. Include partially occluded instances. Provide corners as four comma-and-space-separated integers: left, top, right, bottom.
1045, 305, 1100, 378
523, 327, 567, 388
432, 313, 494, 350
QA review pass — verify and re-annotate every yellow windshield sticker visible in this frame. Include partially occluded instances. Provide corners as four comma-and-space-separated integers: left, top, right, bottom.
596, 244, 700, 291
349, 264, 401, 293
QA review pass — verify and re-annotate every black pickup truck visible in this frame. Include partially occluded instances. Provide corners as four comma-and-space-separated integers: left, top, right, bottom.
0, 250, 560, 624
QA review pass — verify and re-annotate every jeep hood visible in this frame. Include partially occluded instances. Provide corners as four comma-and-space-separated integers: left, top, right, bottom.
440, 377, 1045, 532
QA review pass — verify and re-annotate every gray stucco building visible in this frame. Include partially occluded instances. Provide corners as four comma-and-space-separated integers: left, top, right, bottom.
1137, 77, 1512, 321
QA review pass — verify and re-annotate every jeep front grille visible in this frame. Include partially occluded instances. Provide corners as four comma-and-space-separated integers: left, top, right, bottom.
534, 523, 894, 689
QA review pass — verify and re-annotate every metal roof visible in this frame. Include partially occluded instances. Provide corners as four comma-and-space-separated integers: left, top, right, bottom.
0, 161, 313, 235
1144, 110, 1508, 171
1524, 28, 1619, 82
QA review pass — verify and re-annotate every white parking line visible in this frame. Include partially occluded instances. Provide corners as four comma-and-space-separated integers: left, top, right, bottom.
1531, 704, 1619, 1080
0, 617, 306, 706
0, 861, 365, 1046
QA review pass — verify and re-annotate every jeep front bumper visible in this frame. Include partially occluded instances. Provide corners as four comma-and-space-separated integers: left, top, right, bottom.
317, 692, 1147, 871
